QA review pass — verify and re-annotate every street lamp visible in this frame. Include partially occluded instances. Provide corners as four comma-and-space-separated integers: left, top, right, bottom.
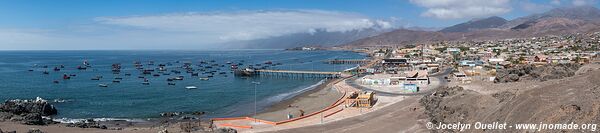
251, 81, 261, 123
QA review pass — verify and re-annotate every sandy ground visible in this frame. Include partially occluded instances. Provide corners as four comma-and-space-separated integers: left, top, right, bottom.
255, 79, 342, 121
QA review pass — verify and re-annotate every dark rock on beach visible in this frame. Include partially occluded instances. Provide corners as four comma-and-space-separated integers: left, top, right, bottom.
0, 97, 57, 116
214, 127, 237, 133
66, 119, 107, 129
26, 128, 45, 133
0, 97, 58, 125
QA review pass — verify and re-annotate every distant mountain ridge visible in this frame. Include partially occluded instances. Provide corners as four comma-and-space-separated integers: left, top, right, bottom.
222, 27, 391, 49
440, 16, 507, 32
343, 6, 600, 47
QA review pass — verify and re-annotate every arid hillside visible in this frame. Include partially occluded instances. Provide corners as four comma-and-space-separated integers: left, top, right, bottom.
421, 64, 600, 132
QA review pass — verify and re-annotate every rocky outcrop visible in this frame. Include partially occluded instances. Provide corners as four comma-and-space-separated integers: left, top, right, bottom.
0, 97, 58, 125
495, 63, 581, 83
419, 86, 468, 132
214, 128, 237, 133
1, 97, 57, 116
26, 129, 45, 133
66, 119, 107, 129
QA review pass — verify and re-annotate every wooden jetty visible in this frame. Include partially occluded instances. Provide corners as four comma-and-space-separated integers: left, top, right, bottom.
234, 69, 342, 78
323, 59, 370, 64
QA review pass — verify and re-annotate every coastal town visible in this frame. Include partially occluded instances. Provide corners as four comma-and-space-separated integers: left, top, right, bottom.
199, 30, 598, 132
1, 31, 599, 133
3, 1, 600, 133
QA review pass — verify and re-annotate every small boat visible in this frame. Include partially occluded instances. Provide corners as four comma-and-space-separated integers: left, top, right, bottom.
219, 72, 227, 74
63, 74, 71, 79
167, 78, 174, 81
199, 77, 209, 81
53, 80, 59, 84
98, 84, 108, 87
153, 74, 160, 77
185, 86, 198, 89
174, 76, 184, 80
112, 80, 120, 83
115, 77, 123, 80
124, 73, 132, 76
168, 83, 176, 85
264, 61, 272, 64
28, 69, 34, 71
91, 77, 100, 80
142, 78, 150, 85
69, 74, 77, 77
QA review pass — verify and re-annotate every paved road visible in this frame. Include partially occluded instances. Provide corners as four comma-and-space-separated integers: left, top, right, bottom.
346, 68, 452, 96
263, 68, 452, 133
264, 96, 424, 133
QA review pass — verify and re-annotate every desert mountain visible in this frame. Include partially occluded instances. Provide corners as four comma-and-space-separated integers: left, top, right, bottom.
440, 16, 507, 33
343, 6, 600, 47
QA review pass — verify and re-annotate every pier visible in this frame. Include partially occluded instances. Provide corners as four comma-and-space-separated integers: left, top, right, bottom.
235, 69, 342, 78
323, 59, 370, 64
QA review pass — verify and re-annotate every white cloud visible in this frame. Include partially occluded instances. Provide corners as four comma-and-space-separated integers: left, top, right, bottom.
0, 10, 394, 50
572, 0, 597, 6
95, 10, 392, 41
520, 0, 553, 13
551, 0, 562, 5
409, 0, 512, 19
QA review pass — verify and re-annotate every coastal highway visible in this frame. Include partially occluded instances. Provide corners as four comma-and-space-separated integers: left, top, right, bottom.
346, 68, 453, 96
264, 68, 452, 133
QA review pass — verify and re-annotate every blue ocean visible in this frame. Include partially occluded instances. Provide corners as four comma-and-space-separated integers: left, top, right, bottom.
0, 50, 363, 121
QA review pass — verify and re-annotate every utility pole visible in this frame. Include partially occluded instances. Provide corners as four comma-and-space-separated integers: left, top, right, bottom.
251, 81, 261, 123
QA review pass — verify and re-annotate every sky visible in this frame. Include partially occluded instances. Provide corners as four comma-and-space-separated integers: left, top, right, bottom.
0, 0, 598, 50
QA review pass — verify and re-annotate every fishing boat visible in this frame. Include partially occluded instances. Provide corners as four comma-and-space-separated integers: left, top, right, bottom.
141, 78, 150, 85
185, 86, 198, 89
174, 76, 184, 80
98, 84, 108, 87
77, 66, 87, 70
63, 74, 71, 79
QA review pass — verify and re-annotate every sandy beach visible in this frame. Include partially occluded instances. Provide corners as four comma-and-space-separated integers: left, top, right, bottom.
254, 79, 342, 121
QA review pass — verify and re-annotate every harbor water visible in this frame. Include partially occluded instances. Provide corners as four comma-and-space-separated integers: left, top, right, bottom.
0, 50, 364, 121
